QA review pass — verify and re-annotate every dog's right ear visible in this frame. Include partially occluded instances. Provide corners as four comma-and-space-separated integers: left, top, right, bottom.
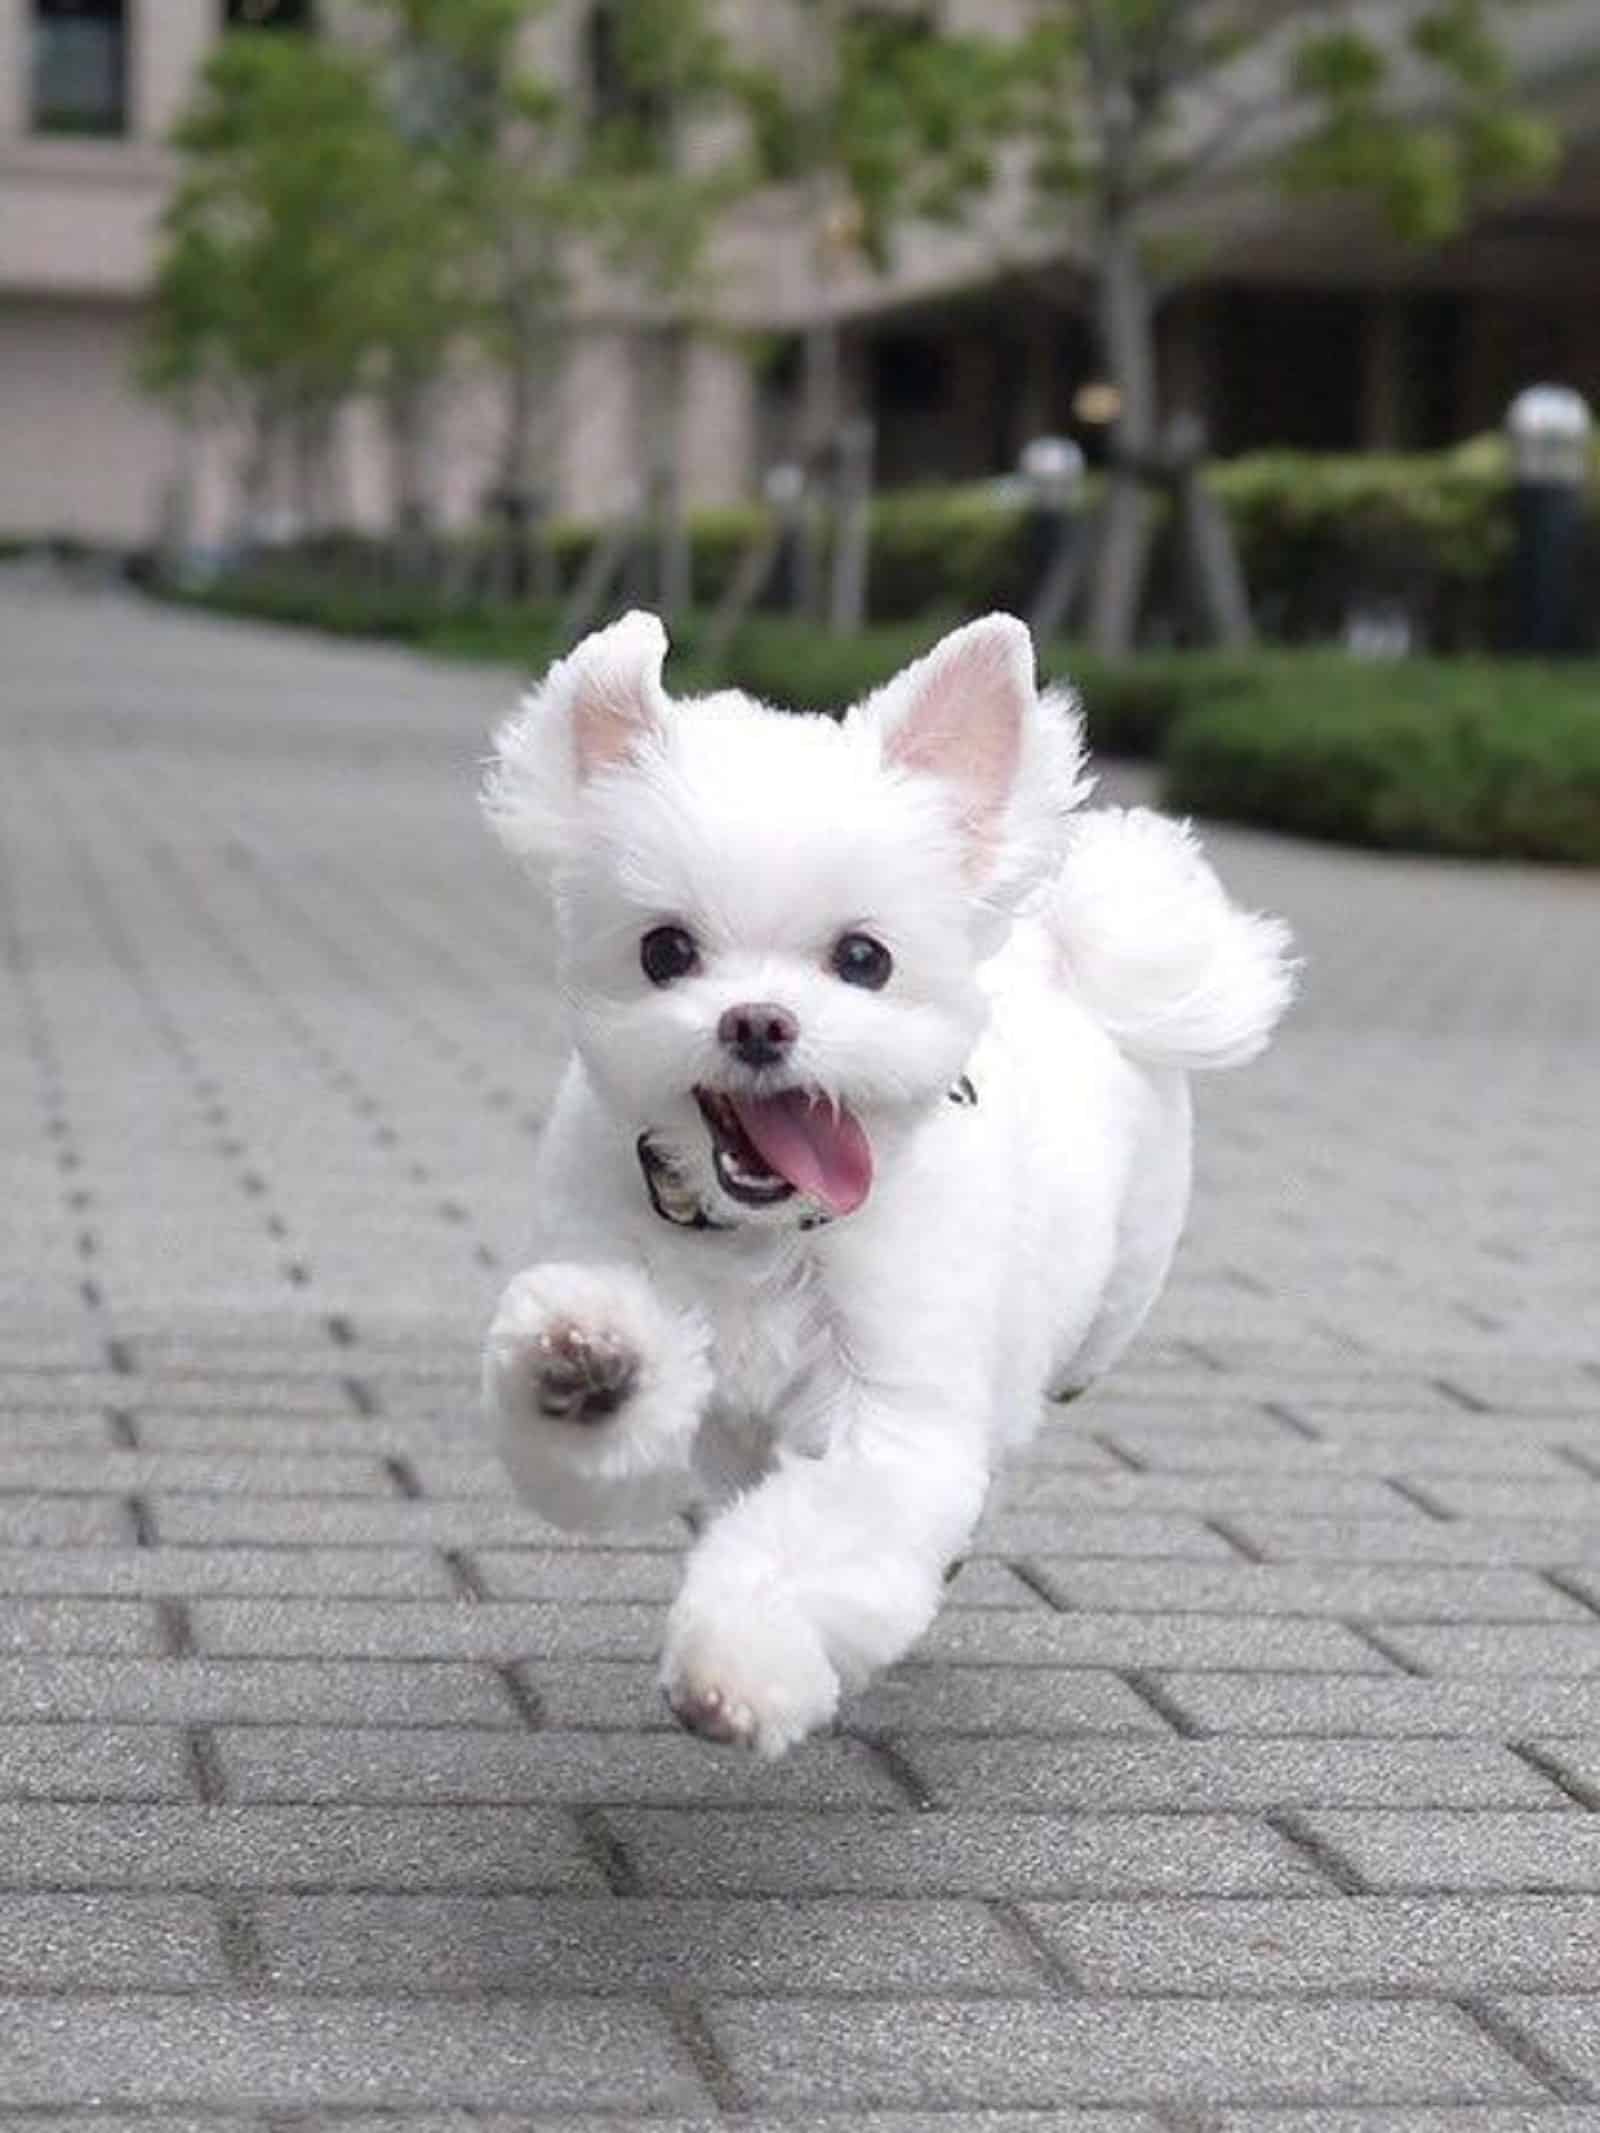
483, 610, 668, 864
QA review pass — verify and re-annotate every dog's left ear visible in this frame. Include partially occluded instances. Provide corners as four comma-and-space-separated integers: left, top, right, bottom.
861, 615, 1036, 877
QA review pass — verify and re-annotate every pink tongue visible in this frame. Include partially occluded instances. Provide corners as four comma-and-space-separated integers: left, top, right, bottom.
729, 1091, 873, 1215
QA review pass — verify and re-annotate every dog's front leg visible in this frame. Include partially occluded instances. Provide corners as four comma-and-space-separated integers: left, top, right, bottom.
484, 1262, 714, 1531
660, 1395, 989, 1758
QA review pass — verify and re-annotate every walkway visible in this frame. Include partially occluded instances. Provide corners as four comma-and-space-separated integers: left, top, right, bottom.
1, 570, 1598, 2125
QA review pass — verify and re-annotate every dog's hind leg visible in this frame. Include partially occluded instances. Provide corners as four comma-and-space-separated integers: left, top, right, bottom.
483, 1261, 714, 1531
1048, 1069, 1192, 1401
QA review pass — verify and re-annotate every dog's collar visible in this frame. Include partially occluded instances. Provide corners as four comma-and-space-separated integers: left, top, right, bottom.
635, 1074, 978, 1236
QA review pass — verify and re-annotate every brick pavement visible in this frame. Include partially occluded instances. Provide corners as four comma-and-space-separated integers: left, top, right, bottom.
1, 566, 1598, 2126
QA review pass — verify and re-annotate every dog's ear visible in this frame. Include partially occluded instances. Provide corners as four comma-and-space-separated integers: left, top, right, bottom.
564, 610, 669, 779
861, 615, 1036, 876
484, 611, 668, 865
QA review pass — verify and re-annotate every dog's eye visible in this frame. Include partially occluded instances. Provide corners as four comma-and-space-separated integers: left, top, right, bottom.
831, 931, 892, 990
640, 924, 699, 986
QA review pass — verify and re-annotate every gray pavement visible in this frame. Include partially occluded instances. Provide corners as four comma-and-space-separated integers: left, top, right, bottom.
1, 568, 1598, 2126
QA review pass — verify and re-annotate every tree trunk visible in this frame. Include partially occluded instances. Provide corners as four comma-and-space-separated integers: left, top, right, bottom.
291, 404, 337, 544
385, 370, 435, 582
828, 414, 873, 635
234, 397, 278, 551
641, 323, 691, 621
496, 272, 556, 603
1088, 226, 1158, 658
794, 307, 841, 620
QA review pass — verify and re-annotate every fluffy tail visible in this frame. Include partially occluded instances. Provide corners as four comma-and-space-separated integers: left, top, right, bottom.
1042, 807, 1296, 1070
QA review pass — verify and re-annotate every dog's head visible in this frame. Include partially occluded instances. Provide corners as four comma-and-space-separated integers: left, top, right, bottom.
485, 611, 1088, 1225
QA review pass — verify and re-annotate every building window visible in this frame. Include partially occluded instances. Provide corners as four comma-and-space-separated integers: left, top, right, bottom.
225, 0, 313, 26
31, 0, 127, 137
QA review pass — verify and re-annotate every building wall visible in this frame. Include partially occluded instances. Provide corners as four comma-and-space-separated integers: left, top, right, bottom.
2, 0, 1598, 545
0, 296, 179, 541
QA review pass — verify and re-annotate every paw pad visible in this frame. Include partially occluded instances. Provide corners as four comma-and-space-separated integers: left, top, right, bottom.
531, 1321, 637, 1425
665, 1680, 757, 1748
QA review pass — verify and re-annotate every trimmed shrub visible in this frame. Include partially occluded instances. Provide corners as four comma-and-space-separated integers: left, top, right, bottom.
705, 614, 1273, 758
1164, 659, 1600, 864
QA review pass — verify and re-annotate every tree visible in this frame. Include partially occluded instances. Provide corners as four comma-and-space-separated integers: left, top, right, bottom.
146, 32, 458, 544
572, 0, 741, 617
1011, 0, 1561, 654
735, 3, 1017, 626
371, 0, 732, 603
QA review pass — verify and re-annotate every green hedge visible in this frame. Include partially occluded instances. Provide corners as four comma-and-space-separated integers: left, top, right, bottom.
531, 435, 1599, 647
1164, 660, 1600, 864
165, 570, 1271, 759
695, 613, 1272, 760
158, 568, 1600, 863
142, 433, 1600, 657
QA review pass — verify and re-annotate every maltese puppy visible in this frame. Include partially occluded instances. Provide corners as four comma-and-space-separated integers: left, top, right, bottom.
481, 610, 1292, 1756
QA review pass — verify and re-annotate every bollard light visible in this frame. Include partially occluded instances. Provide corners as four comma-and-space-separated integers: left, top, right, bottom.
1507, 385, 1592, 486
1020, 437, 1086, 640
1505, 384, 1593, 655
763, 462, 806, 510
1019, 435, 1085, 512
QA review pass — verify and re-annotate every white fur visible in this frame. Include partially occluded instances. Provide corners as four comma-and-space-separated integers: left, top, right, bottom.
481, 611, 1294, 1757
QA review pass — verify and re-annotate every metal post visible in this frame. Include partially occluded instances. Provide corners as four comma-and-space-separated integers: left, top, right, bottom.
1019, 436, 1085, 642
1506, 385, 1592, 656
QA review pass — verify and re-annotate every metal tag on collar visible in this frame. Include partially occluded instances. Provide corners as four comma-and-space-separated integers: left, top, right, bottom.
635, 1133, 733, 1231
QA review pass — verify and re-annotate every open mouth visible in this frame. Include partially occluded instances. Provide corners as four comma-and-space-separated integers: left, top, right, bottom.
694, 1087, 874, 1216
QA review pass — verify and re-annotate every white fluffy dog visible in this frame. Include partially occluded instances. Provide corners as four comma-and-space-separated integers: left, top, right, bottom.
481, 610, 1292, 1756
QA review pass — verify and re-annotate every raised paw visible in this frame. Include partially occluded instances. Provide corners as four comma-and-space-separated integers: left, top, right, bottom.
484, 1263, 713, 1533
530, 1319, 637, 1424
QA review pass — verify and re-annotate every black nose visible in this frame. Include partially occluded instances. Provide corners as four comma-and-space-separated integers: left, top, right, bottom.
718, 1001, 798, 1069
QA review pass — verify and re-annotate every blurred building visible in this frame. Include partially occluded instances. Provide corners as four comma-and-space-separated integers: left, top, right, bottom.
1, 0, 1599, 545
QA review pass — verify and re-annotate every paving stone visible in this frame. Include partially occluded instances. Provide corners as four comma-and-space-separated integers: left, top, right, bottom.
470, 1546, 687, 1602
994, 1470, 1413, 1516
851, 1663, 1178, 1737
0, 1802, 601, 1890
969, 1511, 1238, 1559
1226, 1516, 1600, 1567
1026, 1893, 1600, 1994
919, 1608, 1387, 1672
0, 1497, 131, 1546
1480, 2001, 1600, 2096
704, 1996, 1539, 2108
13, 2115, 1161, 2133
1289, 1811, 1600, 1893
0, 1543, 454, 1598
1374, 1622, 1600, 1677
0, 1597, 162, 1654
216, 1723, 901, 1806
0, 1723, 195, 1801
1206, 2111, 1600, 2131
1520, 1737, 1600, 1804
911, 1737, 1567, 1811
607, 1808, 1321, 1896
1025, 1559, 1587, 1621
256, 1893, 1035, 1994
0, 1894, 226, 1989
150, 1497, 595, 1547
0, 1657, 515, 1726
1407, 1477, 1600, 1520
188, 1596, 663, 1661
0, 1997, 701, 2109
1153, 1673, 1600, 1737
133, 1410, 452, 1454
